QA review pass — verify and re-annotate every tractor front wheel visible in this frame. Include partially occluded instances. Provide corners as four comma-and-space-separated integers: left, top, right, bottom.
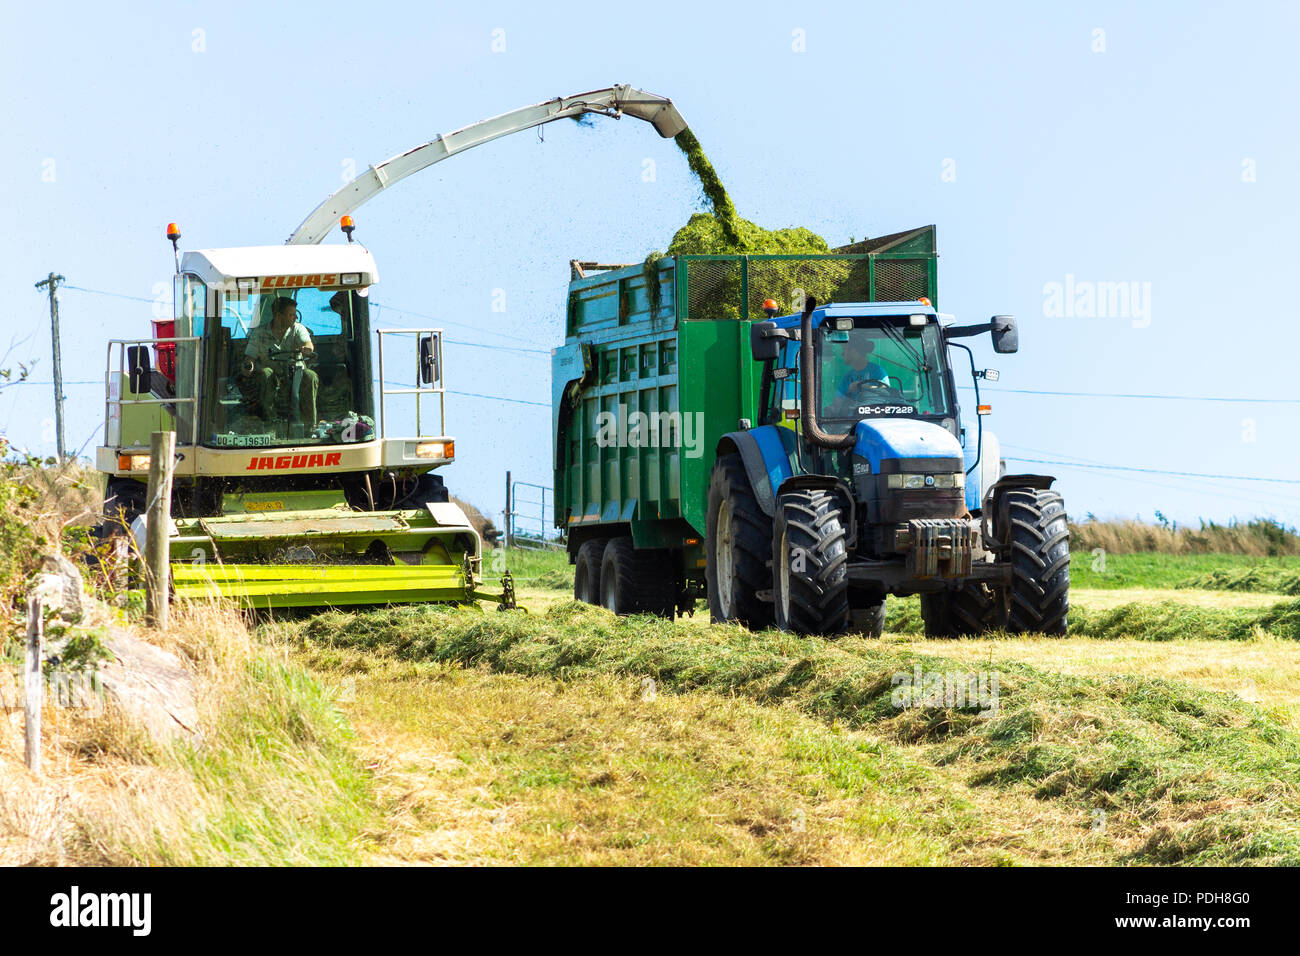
771, 489, 850, 636
1004, 488, 1070, 635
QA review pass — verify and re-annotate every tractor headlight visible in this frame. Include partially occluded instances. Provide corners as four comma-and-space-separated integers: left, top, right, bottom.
887, 472, 963, 490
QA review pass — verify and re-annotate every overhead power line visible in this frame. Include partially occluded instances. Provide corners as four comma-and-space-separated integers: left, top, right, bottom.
962, 385, 1300, 405
1003, 455, 1300, 485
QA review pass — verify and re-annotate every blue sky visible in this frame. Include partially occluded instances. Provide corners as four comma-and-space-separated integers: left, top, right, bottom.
3, 0, 1299, 529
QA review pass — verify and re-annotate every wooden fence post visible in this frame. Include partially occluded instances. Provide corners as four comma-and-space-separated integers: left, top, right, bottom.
145, 430, 176, 629
25, 595, 43, 776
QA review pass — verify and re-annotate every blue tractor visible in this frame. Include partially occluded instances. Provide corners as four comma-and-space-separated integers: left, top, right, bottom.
708, 297, 1069, 637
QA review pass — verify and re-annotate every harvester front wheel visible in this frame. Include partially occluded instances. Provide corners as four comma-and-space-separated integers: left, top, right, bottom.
1004, 488, 1070, 635
573, 537, 609, 605
600, 537, 675, 617
706, 454, 774, 629
772, 489, 850, 636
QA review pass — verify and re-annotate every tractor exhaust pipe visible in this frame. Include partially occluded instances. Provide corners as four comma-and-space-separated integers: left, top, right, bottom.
799, 297, 856, 449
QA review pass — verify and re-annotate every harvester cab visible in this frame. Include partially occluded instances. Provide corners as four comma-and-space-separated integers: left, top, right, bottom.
95, 233, 493, 610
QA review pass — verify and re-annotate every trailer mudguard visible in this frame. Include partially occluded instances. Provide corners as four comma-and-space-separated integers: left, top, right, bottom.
717, 425, 798, 516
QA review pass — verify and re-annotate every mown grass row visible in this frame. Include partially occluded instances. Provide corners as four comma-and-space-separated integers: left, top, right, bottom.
881, 593, 1300, 642
280, 601, 1300, 865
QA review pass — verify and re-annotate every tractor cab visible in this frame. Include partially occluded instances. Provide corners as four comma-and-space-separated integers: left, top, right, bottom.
762, 303, 959, 439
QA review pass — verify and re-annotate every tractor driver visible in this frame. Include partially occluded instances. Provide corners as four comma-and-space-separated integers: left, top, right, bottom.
836, 337, 892, 398
242, 297, 319, 426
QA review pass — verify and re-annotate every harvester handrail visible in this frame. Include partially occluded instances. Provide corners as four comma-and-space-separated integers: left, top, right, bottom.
104, 335, 203, 449
375, 327, 446, 441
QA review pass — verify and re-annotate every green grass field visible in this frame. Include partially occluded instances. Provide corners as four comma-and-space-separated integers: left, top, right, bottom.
9, 539, 1300, 866
250, 546, 1300, 866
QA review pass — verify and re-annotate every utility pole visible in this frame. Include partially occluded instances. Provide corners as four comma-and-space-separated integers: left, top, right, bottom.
504, 470, 513, 549
34, 273, 66, 461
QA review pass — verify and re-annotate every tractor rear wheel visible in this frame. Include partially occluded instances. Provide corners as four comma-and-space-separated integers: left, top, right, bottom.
1004, 488, 1070, 635
850, 600, 887, 638
706, 454, 774, 629
599, 537, 676, 617
920, 584, 999, 638
573, 537, 609, 606
771, 489, 850, 636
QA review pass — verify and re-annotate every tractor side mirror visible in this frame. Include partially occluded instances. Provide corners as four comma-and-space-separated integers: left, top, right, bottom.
750, 321, 781, 361
418, 333, 439, 385
991, 315, 1018, 354
127, 345, 152, 394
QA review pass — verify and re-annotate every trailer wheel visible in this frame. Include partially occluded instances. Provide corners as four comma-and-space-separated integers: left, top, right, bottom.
706, 454, 774, 628
600, 537, 675, 617
772, 489, 850, 636
920, 585, 998, 638
1004, 488, 1070, 635
573, 537, 609, 605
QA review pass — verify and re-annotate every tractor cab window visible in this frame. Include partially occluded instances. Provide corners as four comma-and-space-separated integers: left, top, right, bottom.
819, 320, 951, 423
202, 285, 375, 448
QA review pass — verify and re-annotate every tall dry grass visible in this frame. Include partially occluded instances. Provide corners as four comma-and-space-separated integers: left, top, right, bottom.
1, 597, 378, 866
1069, 517, 1300, 556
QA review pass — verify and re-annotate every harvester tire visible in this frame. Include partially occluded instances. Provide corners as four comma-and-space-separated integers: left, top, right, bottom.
920, 585, 999, 638
600, 537, 676, 617
1004, 488, 1070, 635
98, 479, 147, 537
573, 537, 609, 606
406, 473, 449, 507
706, 454, 774, 629
772, 489, 850, 636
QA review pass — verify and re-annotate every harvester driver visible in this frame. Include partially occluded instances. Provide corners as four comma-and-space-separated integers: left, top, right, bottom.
242, 297, 319, 426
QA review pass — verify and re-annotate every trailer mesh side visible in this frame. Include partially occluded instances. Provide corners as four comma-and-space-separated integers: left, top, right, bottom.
679, 255, 934, 321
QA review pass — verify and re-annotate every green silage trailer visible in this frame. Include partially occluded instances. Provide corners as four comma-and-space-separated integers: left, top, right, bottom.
551, 226, 940, 616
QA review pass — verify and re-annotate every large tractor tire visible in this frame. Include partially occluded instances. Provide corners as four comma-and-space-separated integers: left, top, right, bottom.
919, 584, 999, 638
573, 537, 609, 606
599, 537, 676, 617
706, 454, 774, 628
1004, 487, 1070, 635
771, 489, 850, 636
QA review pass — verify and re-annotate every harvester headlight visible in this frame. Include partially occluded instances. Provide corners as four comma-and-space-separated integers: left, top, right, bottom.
118, 454, 151, 472
415, 441, 454, 460
341, 273, 361, 286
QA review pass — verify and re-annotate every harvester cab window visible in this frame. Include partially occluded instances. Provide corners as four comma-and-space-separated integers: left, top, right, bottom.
820, 320, 951, 420
205, 285, 373, 448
